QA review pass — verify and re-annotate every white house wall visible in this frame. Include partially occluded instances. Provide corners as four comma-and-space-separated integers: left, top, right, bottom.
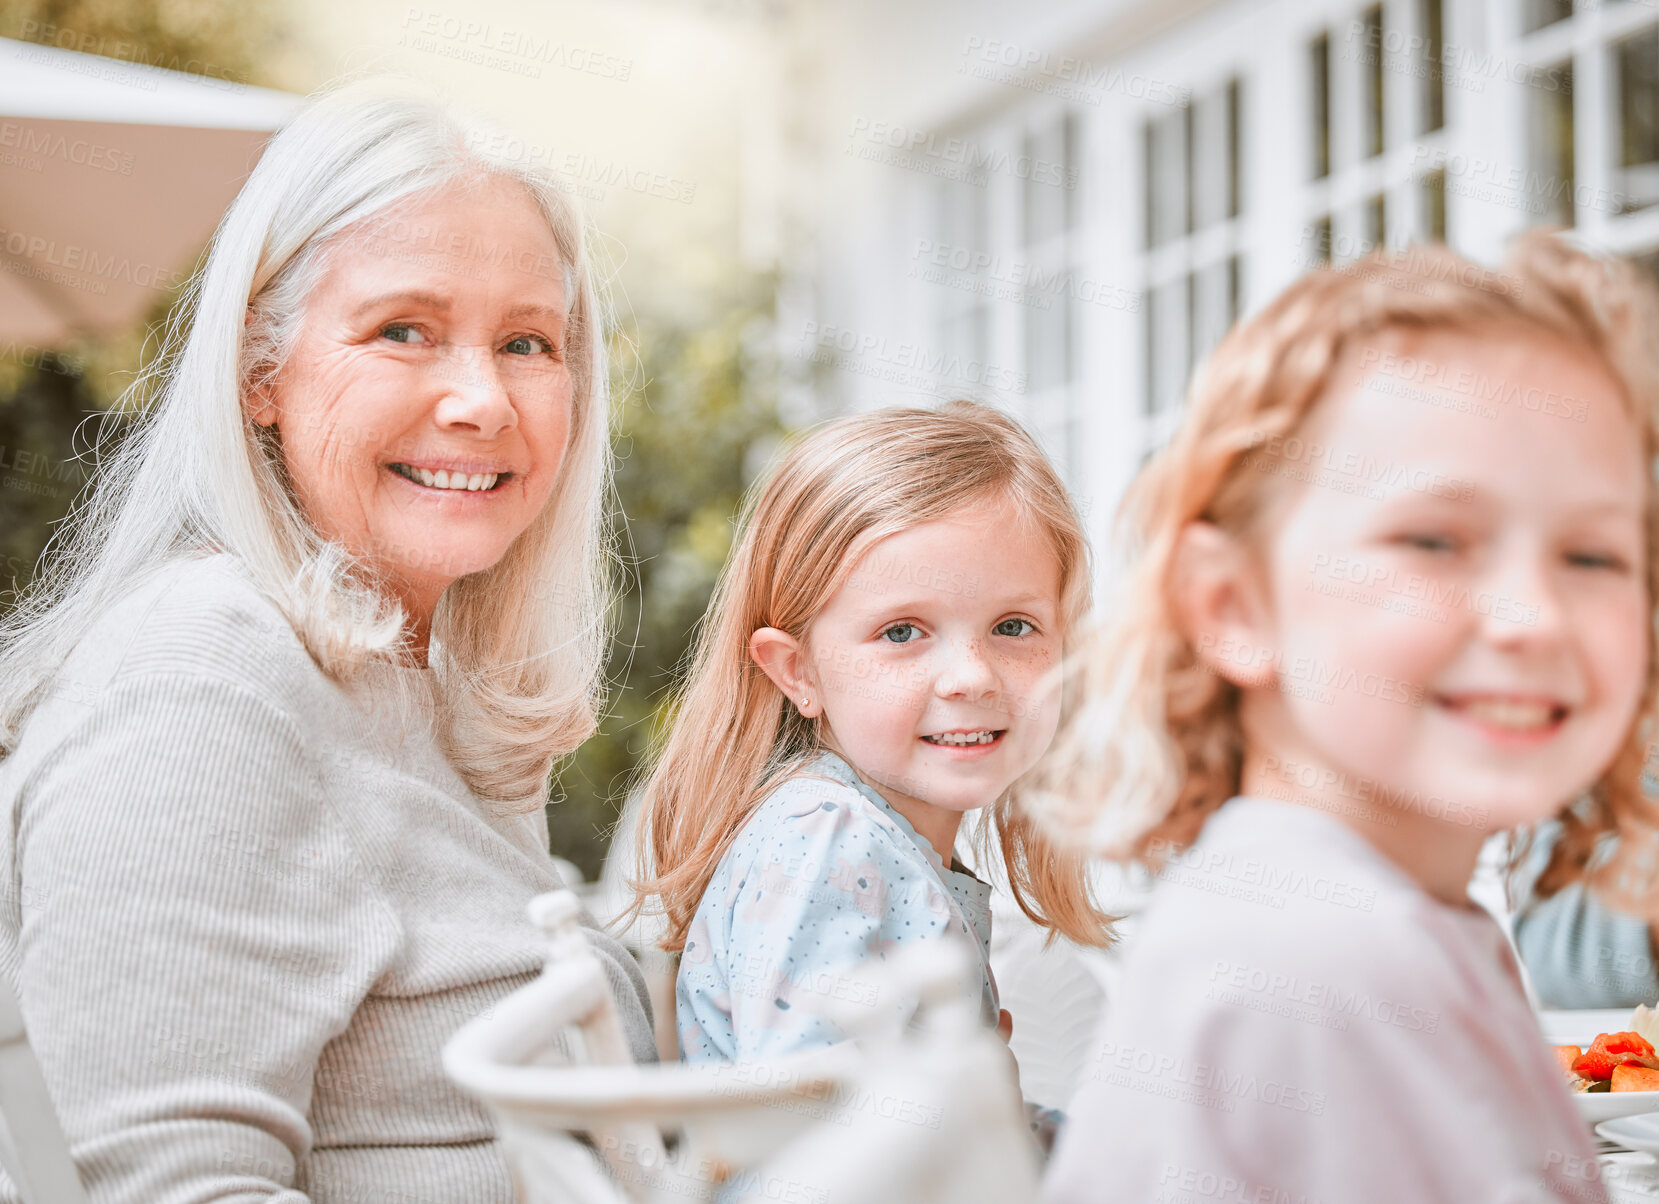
783, 0, 1659, 588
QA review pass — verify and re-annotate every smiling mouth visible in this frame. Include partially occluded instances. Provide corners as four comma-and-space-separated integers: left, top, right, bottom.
921, 729, 1005, 747
1435, 695, 1569, 734
389, 463, 508, 492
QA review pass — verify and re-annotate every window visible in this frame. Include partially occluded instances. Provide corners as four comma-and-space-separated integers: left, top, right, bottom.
1421, 171, 1447, 240
936, 174, 989, 372
1145, 105, 1191, 249
1309, 215, 1334, 264
1420, 0, 1444, 135
1616, 28, 1659, 214
1529, 62, 1575, 227
1142, 79, 1244, 419
1307, 3, 1451, 260
1359, 195, 1384, 251
1310, 33, 1331, 179
1024, 113, 1076, 395
1360, 5, 1384, 158
1523, 0, 1573, 37
1505, 1, 1659, 290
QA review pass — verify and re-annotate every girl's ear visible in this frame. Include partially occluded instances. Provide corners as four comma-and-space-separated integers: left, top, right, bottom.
748, 627, 819, 716
1171, 521, 1278, 690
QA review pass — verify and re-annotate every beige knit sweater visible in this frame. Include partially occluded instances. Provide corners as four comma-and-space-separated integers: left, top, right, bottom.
0, 554, 656, 1203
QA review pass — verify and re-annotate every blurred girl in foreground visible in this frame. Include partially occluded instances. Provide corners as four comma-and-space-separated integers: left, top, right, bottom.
1036, 234, 1659, 1204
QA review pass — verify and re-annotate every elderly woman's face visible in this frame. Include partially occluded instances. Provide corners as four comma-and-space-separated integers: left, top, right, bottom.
254, 176, 574, 619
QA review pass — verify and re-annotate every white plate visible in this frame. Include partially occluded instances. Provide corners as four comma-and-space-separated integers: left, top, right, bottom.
1573, 1089, 1659, 1124
1537, 1010, 1659, 1123
1599, 1113, 1659, 1159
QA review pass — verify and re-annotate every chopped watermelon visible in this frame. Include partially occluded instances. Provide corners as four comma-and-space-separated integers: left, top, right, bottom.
1572, 1032, 1659, 1081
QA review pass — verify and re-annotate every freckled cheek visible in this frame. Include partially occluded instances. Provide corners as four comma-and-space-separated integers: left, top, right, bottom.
816, 656, 900, 705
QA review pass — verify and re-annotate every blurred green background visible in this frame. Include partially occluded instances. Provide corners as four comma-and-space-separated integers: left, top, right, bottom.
0, 0, 784, 882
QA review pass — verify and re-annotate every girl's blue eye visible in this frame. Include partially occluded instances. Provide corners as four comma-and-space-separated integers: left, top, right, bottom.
994, 618, 1036, 637
882, 623, 919, 644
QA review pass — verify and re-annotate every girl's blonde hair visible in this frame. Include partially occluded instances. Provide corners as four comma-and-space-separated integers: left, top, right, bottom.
0, 78, 614, 809
1024, 233, 1659, 906
634, 400, 1115, 951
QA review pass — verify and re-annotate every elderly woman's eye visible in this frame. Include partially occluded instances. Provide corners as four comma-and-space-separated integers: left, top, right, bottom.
503, 335, 555, 356
380, 324, 428, 345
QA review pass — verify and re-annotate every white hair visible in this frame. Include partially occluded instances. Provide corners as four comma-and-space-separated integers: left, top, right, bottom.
0, 77, 616, 808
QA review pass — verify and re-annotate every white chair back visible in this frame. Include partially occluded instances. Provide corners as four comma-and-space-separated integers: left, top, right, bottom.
0, 978, 87, 1204
444, 891, 1041, 1204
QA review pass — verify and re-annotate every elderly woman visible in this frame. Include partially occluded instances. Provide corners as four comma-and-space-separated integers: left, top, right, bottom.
0, 82, 655, 1201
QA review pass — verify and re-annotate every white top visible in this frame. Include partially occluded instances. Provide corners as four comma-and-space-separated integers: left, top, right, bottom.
0, 554, 656, 1203
1044, 796, 1606, 1204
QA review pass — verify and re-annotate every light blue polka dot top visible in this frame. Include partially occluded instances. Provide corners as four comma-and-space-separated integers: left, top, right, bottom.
677, 748, 998, 1063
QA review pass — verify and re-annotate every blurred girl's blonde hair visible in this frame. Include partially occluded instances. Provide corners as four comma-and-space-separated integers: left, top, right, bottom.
1023, 233, 1659, 907
635, 400, 1114, 951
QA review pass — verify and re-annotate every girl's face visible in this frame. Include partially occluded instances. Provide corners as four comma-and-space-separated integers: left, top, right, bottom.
790, 496, 1066, 855
1227, 327, 1648, 836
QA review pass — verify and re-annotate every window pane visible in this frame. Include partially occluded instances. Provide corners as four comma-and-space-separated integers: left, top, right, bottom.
1226, 79, 1242, 218
1309, 215, 1333, 266
1146, 277, 1189, 415
1361, 5, 1384, 158
1422, 170, 1447, 241
1192, 87, 1228, 229
939, 176, 988, 259
1420, 0, 1444, 134
1142, 122, 1156, 251
943, 307, 989, 377
1522, 0, 1573, 35
1193, 261, 1232, 375
1365, 193, 1387, 253
1617, 27, 1659, 214
1023, 116, 1074, 247
1025, 292, 1072, 392
1064, 111, 1079, 231
1183, 103, 1196, 238
1143, 284, 1158, 414
1310, 33, 1331, 179
1530, 61, 1576, 226
1146, 109, 1190, 247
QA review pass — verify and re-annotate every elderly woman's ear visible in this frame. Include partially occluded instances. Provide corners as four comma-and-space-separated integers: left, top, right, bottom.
244, 305, 279, 427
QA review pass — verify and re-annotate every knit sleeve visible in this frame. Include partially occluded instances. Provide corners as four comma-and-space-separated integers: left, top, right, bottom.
698, 789, 964, 1062
15, 673, 398, 1203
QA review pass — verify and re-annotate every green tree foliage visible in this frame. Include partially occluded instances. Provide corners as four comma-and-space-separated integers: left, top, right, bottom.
1, 0, 287, 86
551, 288, 783, 880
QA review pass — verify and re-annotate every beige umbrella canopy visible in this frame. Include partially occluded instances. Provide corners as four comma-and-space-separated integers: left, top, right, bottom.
0, 36, 301, 346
